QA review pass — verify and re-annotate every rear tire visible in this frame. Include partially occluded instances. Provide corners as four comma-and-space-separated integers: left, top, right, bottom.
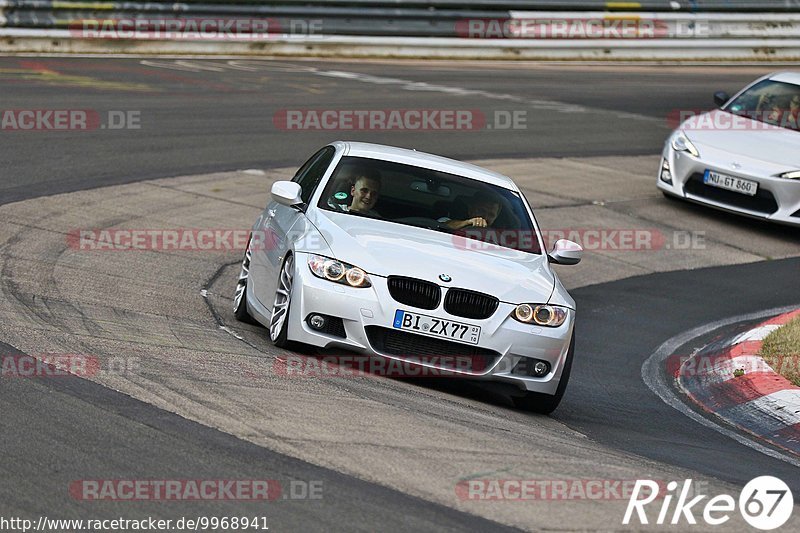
512, 330, 575, 415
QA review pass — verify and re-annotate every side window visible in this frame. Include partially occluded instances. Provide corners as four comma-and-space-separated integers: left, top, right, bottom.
292, 146, 336, 204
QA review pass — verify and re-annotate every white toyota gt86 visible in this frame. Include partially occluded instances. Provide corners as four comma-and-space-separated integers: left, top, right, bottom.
233, 141, 582, 413
658, 72, 800, 225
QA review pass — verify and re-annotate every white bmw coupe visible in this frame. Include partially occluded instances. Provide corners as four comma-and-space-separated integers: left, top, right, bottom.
234, 142, 582, 413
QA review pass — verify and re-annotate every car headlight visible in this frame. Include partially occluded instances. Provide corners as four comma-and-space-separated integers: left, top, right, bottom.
778, 170, 800, 179
670, 131, 700, 157
512, 304, 568, 327
307, 255, 371, 288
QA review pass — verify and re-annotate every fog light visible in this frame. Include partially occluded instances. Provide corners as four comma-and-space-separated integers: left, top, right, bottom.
532, 361, 550, 377
512, 358, 551, 377
308, 314, 326, 330
660, 159, 673, 184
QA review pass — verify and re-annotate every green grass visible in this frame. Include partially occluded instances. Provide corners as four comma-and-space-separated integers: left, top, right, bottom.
759, 317, 800, 387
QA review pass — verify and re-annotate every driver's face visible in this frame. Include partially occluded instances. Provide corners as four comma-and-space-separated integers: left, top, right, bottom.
350, 178, 380, 212
469, 201, 501, 225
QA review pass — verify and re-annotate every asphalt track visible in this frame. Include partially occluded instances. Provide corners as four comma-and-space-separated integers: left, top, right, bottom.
0, 339, 519, 531
2, 58, 799, 530
565, 258, 800, 491
0, 58, 780, 205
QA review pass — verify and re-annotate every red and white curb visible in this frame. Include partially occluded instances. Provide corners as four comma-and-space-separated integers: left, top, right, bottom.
677, 309, 800, 456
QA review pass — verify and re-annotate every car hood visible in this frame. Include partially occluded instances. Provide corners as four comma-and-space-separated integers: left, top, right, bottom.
309, 210, 555, 305
682, 111, 800, 168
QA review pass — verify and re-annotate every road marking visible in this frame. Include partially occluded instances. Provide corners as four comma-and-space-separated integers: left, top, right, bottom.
285, 82, 323, 94
219, 325, 245, 341
606, 2, 642, 8
730, 324, 780, 344
641, 304, 800, 468
0, 61, 154, 91
53, 1, 115, 9
138, 59, 659, 123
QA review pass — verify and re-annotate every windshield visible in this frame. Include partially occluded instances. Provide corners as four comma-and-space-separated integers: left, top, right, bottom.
725, 79, 800, 131
317, 156, 542, 255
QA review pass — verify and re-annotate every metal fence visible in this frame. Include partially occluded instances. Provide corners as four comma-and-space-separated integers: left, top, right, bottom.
1, 1, 799, 38
8, 1, 799, 11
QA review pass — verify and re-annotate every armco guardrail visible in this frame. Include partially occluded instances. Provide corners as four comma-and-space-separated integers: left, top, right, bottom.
1, 1, 799, 37
2, 2, 800, 30
1, 1, 799, 59
6, 1, 800, 15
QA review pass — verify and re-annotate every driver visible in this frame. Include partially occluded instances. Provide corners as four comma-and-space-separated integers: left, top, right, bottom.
439, 191, 502, 230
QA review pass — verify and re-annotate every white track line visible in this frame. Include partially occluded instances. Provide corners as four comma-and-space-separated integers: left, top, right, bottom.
729, 325, 781, 345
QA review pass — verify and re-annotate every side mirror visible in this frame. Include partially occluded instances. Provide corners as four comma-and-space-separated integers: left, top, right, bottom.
271, 181, 303, 207
548, 239, 582, 265
713, 91, 730, 109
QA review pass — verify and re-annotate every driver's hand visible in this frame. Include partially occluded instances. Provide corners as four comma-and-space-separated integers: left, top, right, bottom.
468, 217, 488, 228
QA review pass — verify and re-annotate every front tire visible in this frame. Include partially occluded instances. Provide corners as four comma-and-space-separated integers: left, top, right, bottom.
269, 254, 294, 348
512, 330, 575, 415
233, 237, 255, 323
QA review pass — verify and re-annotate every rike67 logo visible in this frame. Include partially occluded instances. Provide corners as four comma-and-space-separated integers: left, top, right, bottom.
623, 477, 793, 530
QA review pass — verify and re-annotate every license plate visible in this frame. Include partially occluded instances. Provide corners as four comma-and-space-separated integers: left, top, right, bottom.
703, 169, 757, 196
393, 310, 481, 345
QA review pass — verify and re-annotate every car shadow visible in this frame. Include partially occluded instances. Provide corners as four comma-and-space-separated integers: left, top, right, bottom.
660, 194, 800, 242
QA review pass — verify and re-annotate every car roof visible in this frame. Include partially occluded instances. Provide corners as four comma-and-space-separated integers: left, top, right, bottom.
338, 141, 518, 191
768, 72, 800, 86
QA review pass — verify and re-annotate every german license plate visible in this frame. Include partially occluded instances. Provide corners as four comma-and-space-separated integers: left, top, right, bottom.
393, 310, 481, 345
703, 169, 757, 196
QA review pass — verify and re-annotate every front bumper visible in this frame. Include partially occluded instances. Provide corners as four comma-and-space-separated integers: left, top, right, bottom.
657, 142, 800, 226
283, 252, 575, 395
